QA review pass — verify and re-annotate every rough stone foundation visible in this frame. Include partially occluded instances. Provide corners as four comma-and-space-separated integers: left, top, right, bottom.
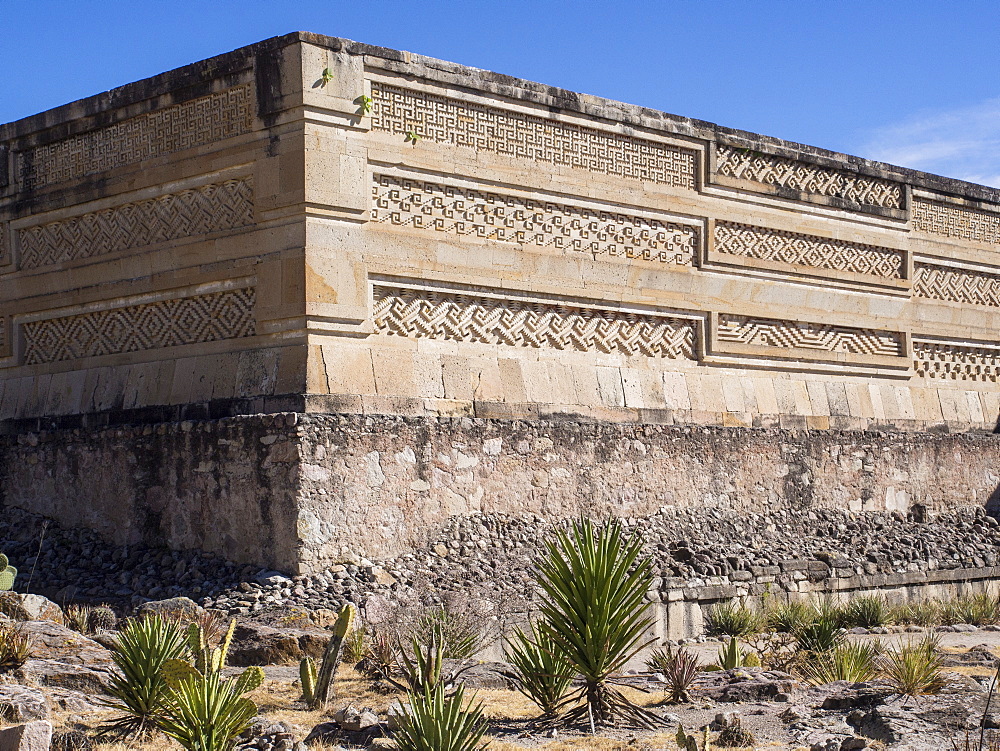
3, 412, 999, 573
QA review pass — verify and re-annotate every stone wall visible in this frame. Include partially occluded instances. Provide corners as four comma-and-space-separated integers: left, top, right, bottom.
3, 411, 998, 573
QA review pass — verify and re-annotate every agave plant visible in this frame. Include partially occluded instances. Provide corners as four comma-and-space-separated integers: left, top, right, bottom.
795, 615, 846, 655
714, 636, 760, 670
535, 518, 660, 730
156, 664, 264, 751
800, 641, 883, 685
705, 600, 762, 637
764, 600, 814, 634
392, 682, 488, 751
882, 635, 944, 697
846, 594, 891, 628
0, 623, 32, 672
504, 622, 575, 717
412, 606, 484, 660
99, 615, 189, 737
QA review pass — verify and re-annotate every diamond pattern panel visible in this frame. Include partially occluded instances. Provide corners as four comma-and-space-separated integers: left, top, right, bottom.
23, 288, 256, 365
914, 340, 1000, 383
912, 199, 1000, 245
372, 174, 697, 265
714, 221, 903, 279
718, 314, 902, 356
373, 286, 695, 359
18, 178, 254, 270
371, 84, 696, 188
715, 146, 903, 209
19, 85, 254, 190
913, 263, 1000, 307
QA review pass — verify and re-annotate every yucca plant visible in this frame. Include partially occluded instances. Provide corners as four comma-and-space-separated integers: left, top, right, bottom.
99, 615, 189, 737
156, 665, 264, 751
412, 606, 484, 660
713, 636, 760, 670
504, 622, 575, 717
646, 646, 699, 704
765, 600, 814, 634
882, 635, 944, 697
535, 518, 660, 730
846, 594, 890, 628
800, 641, 883, 685
392, 682, 488, 751
795, 614, 846, 655
385, 622, 475, 696
344, 623, 368, 664
890, 600, 941, 627
705, 600, 762, 637
943, 594, 1000, 626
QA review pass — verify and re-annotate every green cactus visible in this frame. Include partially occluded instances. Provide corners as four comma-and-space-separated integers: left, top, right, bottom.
88, 605, 117, 632
0, 554, 17, 592
308, 603, 355, 710
299, 656, 318, 703
186, 618, 236, 675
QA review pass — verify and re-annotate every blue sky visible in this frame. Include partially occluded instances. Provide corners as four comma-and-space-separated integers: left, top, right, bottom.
2, 0, 998, 186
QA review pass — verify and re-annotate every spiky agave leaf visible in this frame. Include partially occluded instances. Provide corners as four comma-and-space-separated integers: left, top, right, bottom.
503, 622, 575, 717
535, 518, 661, 729
801, 641, 883, 685
156, 669, 259, 751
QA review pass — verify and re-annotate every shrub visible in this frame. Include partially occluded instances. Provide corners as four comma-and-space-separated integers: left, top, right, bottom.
705, 600, 761, 637
505, 623, 575, 716
535, 518, 659, 729
646, 646, 699, 704
801, 641, 883, 685
764, 600, 813, 634
717, 716, 756, 748
846, 594, 891, 628
881, 635, 944, 697
392, 683, 488, 751
412, 605, 484, 660
99, 615, 189, 737
795, 616, 845, 655
0, 623, 32, 672
344, 623, 368, 664
942, 594, 1000, 626
890, 600, 940, 627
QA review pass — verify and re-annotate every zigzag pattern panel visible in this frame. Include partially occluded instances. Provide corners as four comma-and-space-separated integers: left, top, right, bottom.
914, 341, 1000, 383
373, 286, 695, 359
715, 146, 903, 209
914, 263, 1000, 307
371, 84, 696, 188
18, 178, 255, 270
718, 315, 902, 356
372, 175, 697, 265
912, 199, 1000, 245
714, 221, 903, 279
19, 85, 254, 190
23, 287, 256, 365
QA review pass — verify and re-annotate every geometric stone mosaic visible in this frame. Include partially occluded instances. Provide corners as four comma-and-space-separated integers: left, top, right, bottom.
714, 221, 904, 279
18, 177, 254, 270
717, 314, 903, 356
371, 84, 697, 188
372, 174, 698, 265
913, 339, 1000, 383
22, 287, 256, 365
373, 286, 696, 359
912, 199, 1000, 245
19, 85, 254, 190
715, 145, 904, 210
913, 262, 1000, 307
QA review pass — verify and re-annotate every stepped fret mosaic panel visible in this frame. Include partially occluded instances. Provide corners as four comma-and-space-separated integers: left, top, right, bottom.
715, 146, 903, 209
914, 341, 1000, 383
714, 221, 903, 279
371, 84, 696, 188
912, 199, 1000, 245
914, 263, 1000, 307
373, 286, 695, 359
18, 178, 254, 270
372, 175, 697, 265
19, 85, 254, 190
717, 315, 902, 356
23, 287, 256, 365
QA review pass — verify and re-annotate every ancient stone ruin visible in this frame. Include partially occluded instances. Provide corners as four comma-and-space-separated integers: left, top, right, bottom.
0, 31, 998, 597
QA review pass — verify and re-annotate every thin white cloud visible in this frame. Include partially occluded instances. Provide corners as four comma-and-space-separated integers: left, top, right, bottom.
858, 98, 1000, 189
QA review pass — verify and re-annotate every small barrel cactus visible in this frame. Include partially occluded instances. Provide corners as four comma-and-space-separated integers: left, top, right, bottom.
88, 605, 117, 632
0, 554, 17, 591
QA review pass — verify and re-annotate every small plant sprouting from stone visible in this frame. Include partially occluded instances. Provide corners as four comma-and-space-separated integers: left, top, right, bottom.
355, 94, 373, 115
0, 552, 18, 591
0, 623, 32, 672
405, 130, 422, 144
321, 67, 334, 87
66, 604, 95, 634
676, 724, 711, 751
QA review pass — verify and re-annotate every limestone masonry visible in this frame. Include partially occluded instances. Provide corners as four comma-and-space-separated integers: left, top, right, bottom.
2, 33, 999, 572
